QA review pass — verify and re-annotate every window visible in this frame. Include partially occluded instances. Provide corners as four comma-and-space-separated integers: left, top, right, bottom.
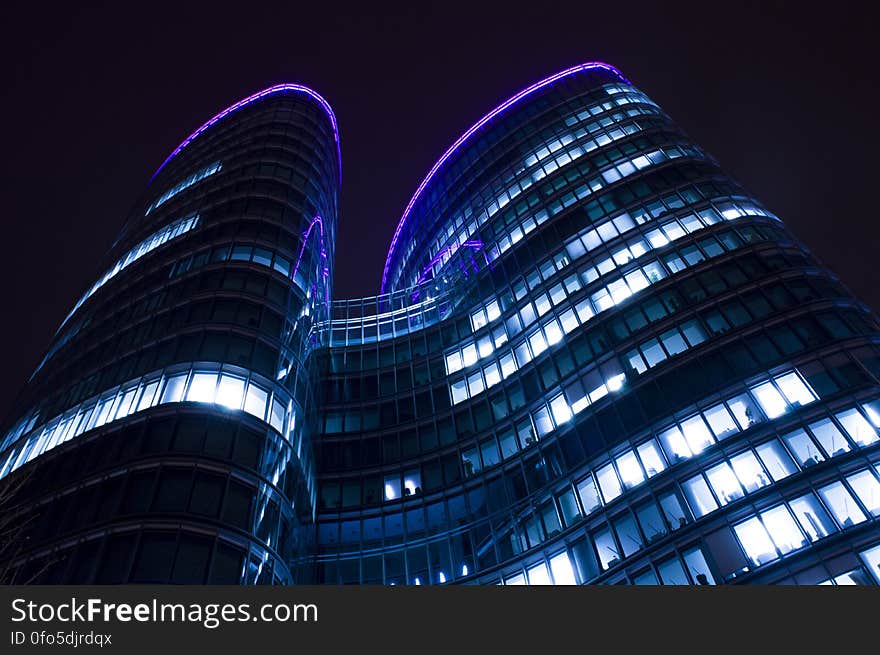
789, 493, 837, 542
161, 374, 187, 404
818, 481, 867, 527
659, 490, 689, 529
527, 562, 552, 586
705, 462, 744, 505
734, 517, 778, 566
636, 440, 666, 477
680, 415, 713, 454
615, 450, 644, 488
860, 544, 880, 584
613, 514, 643, 557
596, 463, 622, 503
751, 382, 788, 418
594, 528, 620, 570
683, 475, 718, 517
636, 501, 667, 543
384, 475, 401, 501
760, 505, 806, 554
658, 558, 688, 585
549, 551, 577, 585
727, 392, 762, 429
846, 470, 880, 517
836, 408, 879, 447
683, 547, 715, 585
810, 418, 851, 458
659, 425, 692, 463
730, 451, 769, 493
756, 440, 797, 481
243, 383, 268, 419
783, 428, 824, 468
577, 476, 601, 514
774, 371, 815, 407
450, 379, 468, 405
703, 403, 739, 440
216, 375, 245, 410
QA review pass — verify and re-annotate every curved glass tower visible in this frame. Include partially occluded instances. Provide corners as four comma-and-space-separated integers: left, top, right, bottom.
0, 85, 339, 583
2, 63, 880, 586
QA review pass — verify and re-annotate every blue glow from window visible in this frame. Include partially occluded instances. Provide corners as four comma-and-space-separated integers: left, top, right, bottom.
145, 161, 221, 215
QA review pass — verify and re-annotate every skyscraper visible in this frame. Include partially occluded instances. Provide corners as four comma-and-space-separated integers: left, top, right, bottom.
2, 63, 879, 586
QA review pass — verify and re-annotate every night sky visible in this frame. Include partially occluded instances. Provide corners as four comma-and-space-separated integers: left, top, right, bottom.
1, 2, 878, 420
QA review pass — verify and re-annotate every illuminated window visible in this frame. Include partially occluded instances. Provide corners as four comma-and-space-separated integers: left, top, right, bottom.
751, 381, 788, 418
818, 481, 867, 527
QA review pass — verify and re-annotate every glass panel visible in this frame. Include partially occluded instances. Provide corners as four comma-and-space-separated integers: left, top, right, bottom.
160, 373, 187, 404
658, 425, 691, 464
808, 418, 850, 458
244, 383, 269, 420
730, 451, 770, 493
596, 463, 622, 503
658, 558, 688, 585
818, 482, 867, 528
636, 502, 667, 544
703, 403, 739, 440
680, 415, 713, 454
636, 440, 666, 478
136, 380, 160, 412
760, 505, 806, 554
593, 528, 621, 570
734, 517, 778, 567
682, 547, 715, 585
659, 491, 689, 529
549, 551, 577, 585
774, 371, 815, 407
755, 440, 797, 482
527, 562, 552, 586
683, 475, 718, 518
789, 493, 837, 542
216, 375, 246, 410
615, 450, 644, 489
846, 470, 880, 517
783, 428, 824, 468
613, 514, 643, 557
860, 544, 880, 584
836, 409, 879, 447
705, 462, 744, 505
751, 382, 788, 419
577, 476, 602, 515
727, 392, 763, 430
187, 372, 217, 403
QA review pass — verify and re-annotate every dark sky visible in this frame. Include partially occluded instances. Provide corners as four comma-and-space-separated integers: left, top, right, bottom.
1, 1, 878, 420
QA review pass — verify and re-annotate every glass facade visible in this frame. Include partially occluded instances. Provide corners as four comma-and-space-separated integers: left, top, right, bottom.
2, 63, 879, 586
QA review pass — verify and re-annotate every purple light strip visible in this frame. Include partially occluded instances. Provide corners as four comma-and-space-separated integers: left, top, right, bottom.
415, 239, 483, 285
150, 84, 341, 183
380, 61, 630, 293
292, 215, 327, 282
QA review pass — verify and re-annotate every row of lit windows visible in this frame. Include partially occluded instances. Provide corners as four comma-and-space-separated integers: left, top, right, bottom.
501, 453, 879, 582
479, 143, 706, 274
316, 396, 879, 578
56, 214, 200, 332
398, 85, 658, 288
451, 205, 772, 380
0, 363, 297, 482
387, 368, 817, 507
447, 222, 759, 407
482, 371, 825, 554
145, 161, 222, 215
420, 106, 652, 282
465, 198, 774, 344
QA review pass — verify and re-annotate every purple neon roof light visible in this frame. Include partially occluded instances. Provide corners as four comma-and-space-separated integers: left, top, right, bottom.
151, 84, 341, 183
380, 61, 630, 293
